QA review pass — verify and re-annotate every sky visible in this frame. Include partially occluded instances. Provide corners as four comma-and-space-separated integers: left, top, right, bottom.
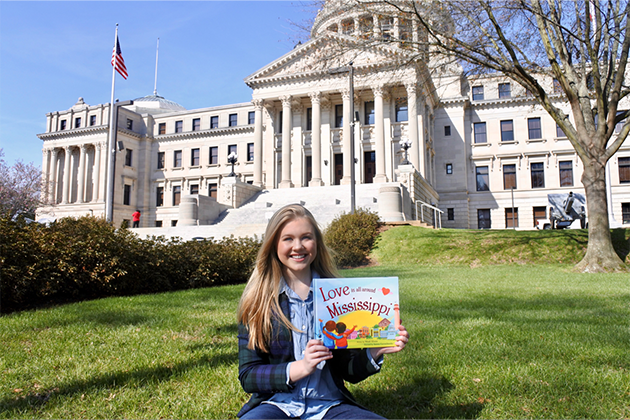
0, 1, 316, 167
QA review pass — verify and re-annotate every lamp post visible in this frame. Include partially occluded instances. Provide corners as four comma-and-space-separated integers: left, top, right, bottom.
227, 152, 238, 177
399, 137, 412, 165
329, 61, 356, 214
105, 99, 133, 223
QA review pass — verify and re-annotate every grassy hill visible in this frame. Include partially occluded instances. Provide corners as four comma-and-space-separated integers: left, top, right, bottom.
371, 227, 630, 266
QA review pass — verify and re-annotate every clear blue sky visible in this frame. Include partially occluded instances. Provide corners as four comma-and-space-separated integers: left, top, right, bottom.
0, 1, 315, 167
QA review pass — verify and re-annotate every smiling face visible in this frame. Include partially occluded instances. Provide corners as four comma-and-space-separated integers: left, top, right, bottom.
276, 217, 318, 283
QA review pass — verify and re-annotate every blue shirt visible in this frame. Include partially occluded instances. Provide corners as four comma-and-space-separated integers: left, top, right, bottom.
264, 274, 345, 419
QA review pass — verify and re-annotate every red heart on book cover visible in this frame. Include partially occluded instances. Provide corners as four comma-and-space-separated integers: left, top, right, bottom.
382, 287, 390, 295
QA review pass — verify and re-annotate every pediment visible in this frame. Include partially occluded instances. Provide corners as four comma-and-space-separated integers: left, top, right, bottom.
245, 35, 409, 86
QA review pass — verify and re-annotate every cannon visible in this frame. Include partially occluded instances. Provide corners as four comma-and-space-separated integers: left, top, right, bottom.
536, 192, 587, 230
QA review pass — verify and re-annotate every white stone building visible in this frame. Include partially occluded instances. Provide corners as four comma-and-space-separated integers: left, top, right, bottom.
36, 0, 630, 234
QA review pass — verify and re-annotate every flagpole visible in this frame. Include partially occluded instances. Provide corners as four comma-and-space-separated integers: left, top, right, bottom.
105, 24, 119, 223
154, 38, 159, 95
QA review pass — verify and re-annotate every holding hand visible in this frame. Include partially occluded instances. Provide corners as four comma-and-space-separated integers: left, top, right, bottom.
289, 339, 332, 383
370, 325, 410, 360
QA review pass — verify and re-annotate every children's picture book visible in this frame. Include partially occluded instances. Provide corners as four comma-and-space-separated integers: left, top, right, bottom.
313, 277, 400, 349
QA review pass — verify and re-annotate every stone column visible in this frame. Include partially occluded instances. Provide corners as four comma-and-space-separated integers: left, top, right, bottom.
418, 100, 427, 178
279, 95, 293, 188
252, 99, 264, 187
341, 88, 352, 185
93, 143, 102, 202
309, 92, 323, 186
62, 146, 72, 204
373, 86, 388, 182
41, 148, 50, 203
50, 148, 59, 203
77, 144, 87, 203
406, 83, 420, 171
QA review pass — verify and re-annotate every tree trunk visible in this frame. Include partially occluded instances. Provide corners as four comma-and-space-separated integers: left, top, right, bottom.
575, 158, 627, 272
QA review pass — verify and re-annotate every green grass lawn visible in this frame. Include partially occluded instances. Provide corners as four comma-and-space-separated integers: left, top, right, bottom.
1, 228, 629, 419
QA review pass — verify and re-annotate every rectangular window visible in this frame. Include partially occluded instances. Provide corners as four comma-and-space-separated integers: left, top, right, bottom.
559, 161, 574, 187
476, 166, 489, 191
503, 164, 516, 189
60, 120, 67, 130
209, 147, 218, 165
278, 111, 283, 133
622, 203, 630, 224
478, 209, 491, 229
306, 155, 313, 184
90, 115, 97, 126
531, 162, 545, 188
126, 118, 133, 130
364, 151, 375, 184
395, 98, 408, 122
500, 120, 514, 142
171, 220, 178, 227
498, 83, 511, 98
247, 143, 254, 162
533, 206, 547, 227
156, 187, 164, 207
619, 157, 630, 183
248, 111, 255, 125
446, 163, 453, 175
123, 184, 131, 205
444, 125, 451, 136
192, 118, 201, 131
472, 85, 484, 101
208, 183, 218, 199
211, 116, 219, 129
191, 148, 200, 166
335, 104, 343, 128
528, 117, 542, 139
364, 101, 375, 125
229, 113, 238, 127
155, 220, 163, 228
175, 120, 183, 133
306, 108, 312, 131
228, 144, 237, 156
125, 149, 133, 167
556, 123, 566, 138
158, 123, 166, 135
75, 117, 81, 128
474, 122, 487, 144
447, 208, 454, 221
190, 184, 199, 195
173, 186, 181, 206
174, 150, 182, 168
157, 152, 165, 169
505, 208, 519, 228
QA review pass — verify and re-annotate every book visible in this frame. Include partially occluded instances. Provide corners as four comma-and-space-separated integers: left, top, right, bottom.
313, 277, 400, 349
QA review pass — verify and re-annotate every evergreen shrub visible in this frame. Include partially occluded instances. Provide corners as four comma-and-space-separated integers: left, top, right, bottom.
324, 208, 381, 268
0, 216, 261, 313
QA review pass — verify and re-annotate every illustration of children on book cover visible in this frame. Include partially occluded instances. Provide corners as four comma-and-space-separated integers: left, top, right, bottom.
314, 277, 400, 349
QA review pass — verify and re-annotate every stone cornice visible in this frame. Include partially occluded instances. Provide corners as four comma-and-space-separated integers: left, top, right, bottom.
37, 125, 108, 140
155, 125, 254, 141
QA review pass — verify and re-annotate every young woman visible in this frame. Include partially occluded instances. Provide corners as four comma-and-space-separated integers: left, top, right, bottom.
237, 204, 410, 419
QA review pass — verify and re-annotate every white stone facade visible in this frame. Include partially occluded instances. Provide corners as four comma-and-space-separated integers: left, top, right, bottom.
36, 0, 630, 230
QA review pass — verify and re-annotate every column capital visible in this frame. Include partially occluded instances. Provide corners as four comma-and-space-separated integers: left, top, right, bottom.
252, 98, 264, 109
280, 95, 293, 107
308, 91, 321, 104
371, 85, 390, 100
80, 144, 88, 152
340, 88, 351, 101
405, 82, 418, 96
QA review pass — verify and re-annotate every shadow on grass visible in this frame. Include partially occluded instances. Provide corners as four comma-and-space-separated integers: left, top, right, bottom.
355, 376, 484, 419
0, 347, 238, 415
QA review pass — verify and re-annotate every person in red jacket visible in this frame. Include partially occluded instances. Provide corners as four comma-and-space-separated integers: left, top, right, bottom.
132, 210, 141, 228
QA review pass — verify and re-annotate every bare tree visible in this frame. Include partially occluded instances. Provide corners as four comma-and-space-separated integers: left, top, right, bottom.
322, 0, 629, 272
0, 149, 43, 220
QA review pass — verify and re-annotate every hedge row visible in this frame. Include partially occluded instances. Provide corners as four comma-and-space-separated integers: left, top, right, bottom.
324, 208, 381, 267
0, 216, 261, 313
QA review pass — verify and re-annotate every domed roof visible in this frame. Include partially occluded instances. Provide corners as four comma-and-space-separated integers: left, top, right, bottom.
130, 93, 186, 114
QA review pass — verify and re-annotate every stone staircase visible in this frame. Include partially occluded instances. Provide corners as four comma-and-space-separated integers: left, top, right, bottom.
134, 184, 387, 241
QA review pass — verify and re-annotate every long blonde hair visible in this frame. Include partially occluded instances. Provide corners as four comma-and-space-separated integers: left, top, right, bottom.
237, 204, 338, 351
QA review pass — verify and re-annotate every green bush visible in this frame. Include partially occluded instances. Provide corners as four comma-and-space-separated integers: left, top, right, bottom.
0, 216, 261, 313
324, 208, 381, 267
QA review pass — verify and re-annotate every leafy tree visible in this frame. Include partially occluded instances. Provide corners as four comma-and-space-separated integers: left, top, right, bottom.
0, 149, 42, 220
311, 0, 629, 272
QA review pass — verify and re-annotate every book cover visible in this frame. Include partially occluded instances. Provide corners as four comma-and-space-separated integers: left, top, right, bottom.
313, 277, 400, 349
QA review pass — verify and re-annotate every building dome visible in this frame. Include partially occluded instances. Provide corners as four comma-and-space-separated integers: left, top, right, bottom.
130, 93, 186, 114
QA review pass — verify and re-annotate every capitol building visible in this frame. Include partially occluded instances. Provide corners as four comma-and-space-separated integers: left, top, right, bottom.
36, 0, 630, 235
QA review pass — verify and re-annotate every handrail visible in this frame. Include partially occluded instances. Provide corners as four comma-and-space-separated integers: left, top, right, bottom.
415, 200, 444, 229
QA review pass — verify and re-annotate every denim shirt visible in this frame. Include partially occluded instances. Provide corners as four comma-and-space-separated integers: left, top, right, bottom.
263, 273, 345, 419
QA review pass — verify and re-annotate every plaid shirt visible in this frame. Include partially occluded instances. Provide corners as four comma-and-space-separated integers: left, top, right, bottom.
237, 290, 382, 417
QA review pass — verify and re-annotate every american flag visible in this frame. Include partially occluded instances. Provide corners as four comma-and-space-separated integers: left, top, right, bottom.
111, 36, 128, 79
